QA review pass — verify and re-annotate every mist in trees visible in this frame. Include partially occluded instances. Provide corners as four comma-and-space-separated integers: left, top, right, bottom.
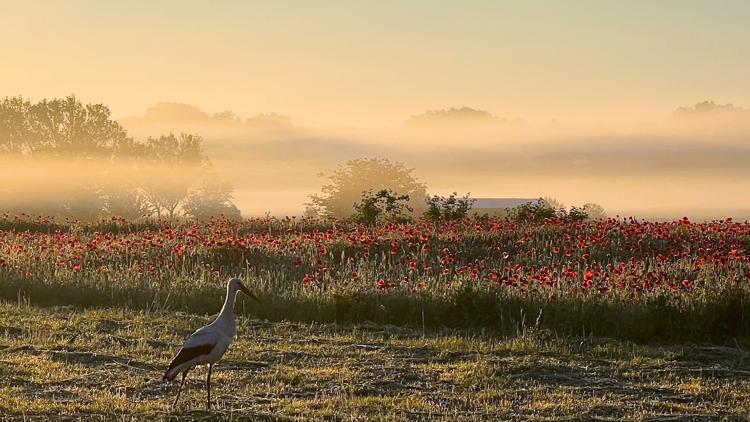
306, 158, 428, 218
183, 174, 241, 221
0, 95, 240, 221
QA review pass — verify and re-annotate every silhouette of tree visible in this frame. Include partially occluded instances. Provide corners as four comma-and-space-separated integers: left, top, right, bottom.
0, 95, 134, 157
183, 173, 241, 221
351, 189, 413, 225
105, 185, 149, 220
308, 158, 427, 218
141, 133, 207, 219
582, 203, 607, 220
542, 196, 566, 212
61, 184, 105, 221
423, 193, 475, 221
0, 95, 242, 221
0, 96, 34, 154
510, 199, 559, 223
143, 132, 205, 166
406, 107, 496, 127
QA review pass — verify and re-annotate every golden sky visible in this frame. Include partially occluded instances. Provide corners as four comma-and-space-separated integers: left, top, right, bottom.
2, 1, 749, 127
2, 1, 750, 219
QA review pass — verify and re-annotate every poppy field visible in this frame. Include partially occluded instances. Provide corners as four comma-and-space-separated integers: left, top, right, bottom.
2, 213, 750, 419
1, 214, 749, 343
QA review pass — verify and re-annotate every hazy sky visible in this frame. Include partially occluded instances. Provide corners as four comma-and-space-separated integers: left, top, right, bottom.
2, 1, 749, 127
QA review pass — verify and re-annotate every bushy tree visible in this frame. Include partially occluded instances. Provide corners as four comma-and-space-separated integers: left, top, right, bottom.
141, 133, 207, 219
512, 198, 607, 223
0, 95, 141, 220
308, 158, 427, 218
542, 196, 566, 213
582, 203, 607, 220
0, 95, 135, 157
183, 174, 241, 221
0, 95, 241, 221
143, 132, 205, 166
567, 206, 589, 221
351, 189, 412, 225
60, 184, 106, 221
509, 198, 559, 223
423, 192, 475, 221
105, 186, 149, 220
0, 96, 35, 154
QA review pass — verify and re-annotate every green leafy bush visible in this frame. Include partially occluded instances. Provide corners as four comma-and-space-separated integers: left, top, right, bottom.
352, 189, 412, 225
509, 198, 559, 222
423, 192, 475, 221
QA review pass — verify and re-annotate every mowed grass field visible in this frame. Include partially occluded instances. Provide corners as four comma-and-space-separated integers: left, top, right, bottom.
1, 302, 750, 421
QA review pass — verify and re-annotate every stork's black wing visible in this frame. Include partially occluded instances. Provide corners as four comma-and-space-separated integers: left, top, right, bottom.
163, 344, 215, 381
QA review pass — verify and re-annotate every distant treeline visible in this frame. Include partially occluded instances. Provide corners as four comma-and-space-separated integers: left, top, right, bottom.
0, 95, 240, 220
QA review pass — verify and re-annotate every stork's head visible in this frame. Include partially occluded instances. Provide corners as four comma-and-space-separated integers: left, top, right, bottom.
227, 278, 260, 302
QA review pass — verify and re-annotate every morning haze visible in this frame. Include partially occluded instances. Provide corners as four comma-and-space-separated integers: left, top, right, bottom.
1, 1, 749, 219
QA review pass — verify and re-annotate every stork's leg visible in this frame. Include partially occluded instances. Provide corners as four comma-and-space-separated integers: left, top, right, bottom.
172, 369, 190, 410
206, 364, 213, 410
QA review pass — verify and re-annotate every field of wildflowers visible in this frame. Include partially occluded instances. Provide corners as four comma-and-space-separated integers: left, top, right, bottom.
1, 213, 749, 343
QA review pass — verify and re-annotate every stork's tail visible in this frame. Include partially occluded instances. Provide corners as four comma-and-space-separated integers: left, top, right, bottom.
163, 366, 179, 382
163, 344, 214, 382
163, 352, 185, 381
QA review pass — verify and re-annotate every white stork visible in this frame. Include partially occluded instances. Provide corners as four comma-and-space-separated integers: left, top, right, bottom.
163, 277, 259, 409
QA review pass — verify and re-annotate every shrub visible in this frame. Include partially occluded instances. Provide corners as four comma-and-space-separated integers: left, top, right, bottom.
582, 203, 607, 220
509, 198, 559, 222
307, 158, 427, 218
183, 174, 241, 221
423, 192, 475, 221
351, 189, 412, 225
568, 206, 589, 221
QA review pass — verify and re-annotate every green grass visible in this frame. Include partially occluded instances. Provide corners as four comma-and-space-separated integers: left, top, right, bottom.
4, 272, 750, 345
1, 215, 749, 344
2, 216, 750, 419
1, 301, 750, 420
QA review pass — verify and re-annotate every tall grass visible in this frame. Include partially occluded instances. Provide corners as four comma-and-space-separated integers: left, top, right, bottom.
1, 214, 748, 343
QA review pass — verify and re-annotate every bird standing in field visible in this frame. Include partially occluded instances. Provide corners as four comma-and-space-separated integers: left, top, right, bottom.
163, 278, 259, 410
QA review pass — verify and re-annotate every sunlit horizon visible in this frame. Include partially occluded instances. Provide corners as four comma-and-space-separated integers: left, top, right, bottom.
1, 1, 749, 219
3, 2, 749, 126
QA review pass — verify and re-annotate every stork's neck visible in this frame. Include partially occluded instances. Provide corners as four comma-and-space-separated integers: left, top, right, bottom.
215, 286, 238, 326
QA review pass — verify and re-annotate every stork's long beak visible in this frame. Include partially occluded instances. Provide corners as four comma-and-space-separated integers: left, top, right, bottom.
239, 283, 260, 302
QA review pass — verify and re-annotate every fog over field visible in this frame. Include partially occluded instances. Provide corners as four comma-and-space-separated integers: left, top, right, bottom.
115, 101, 750, 219
3, 2, 749, 220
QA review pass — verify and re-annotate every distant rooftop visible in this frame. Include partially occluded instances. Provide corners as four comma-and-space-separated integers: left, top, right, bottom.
471, 198, 537, 209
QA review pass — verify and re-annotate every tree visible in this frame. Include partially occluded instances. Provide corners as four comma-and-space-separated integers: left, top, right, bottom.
351, 189, 412, 225
0, 96, 35, 154
0, 96, 234, 221
143, 132, 205, 166
100, 160, 150, 220
423, 193, 475, 221
183, 174, 241, 221
510, 199, 559, 223
567, 206, 589, 221
308, 158, 427, 218
406, 107, 497, 128
542, 196, 566, 213
141, 133, 207, 219
582, 203, 607, 220
105, 185, 149, 220
60, 184, 105, 221
0, 95, 143, 220
0, 95, 133, 157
